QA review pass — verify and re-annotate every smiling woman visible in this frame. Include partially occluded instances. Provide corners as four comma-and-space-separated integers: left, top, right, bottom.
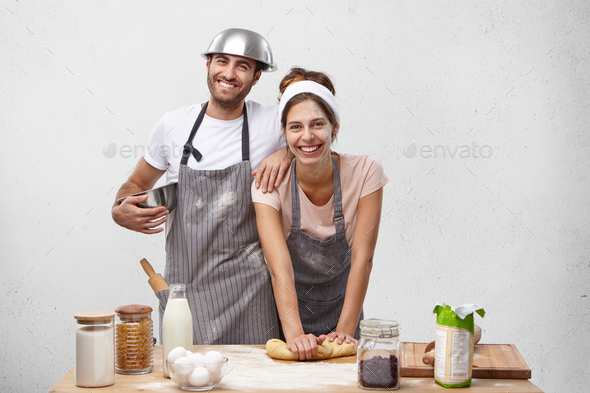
252, 68, 389, 361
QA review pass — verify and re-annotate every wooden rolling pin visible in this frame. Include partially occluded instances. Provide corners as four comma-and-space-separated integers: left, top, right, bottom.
422, 324, 481, 365
140, 258, 168, 292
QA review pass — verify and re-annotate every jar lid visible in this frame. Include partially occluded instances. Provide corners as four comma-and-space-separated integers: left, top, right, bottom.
74, 312, 114, 324
360, 319, 399, 338
115, 304, 153, 315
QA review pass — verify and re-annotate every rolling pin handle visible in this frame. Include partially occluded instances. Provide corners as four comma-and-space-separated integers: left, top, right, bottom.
422, 351, 435, 365
140, 258, 168, 292
140, 258, 157, 278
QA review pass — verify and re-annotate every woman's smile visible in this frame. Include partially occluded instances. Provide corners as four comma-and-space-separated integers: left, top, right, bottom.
299, 145, 322, 153
285, 100, 336, 165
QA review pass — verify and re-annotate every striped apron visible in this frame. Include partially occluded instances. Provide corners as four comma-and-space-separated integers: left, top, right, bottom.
156, 102, 279, 345
286, 157, 363, 339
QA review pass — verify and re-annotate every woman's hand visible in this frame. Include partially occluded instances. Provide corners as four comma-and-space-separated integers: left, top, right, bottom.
286, 334, 327, 360
327, 331, 358, 346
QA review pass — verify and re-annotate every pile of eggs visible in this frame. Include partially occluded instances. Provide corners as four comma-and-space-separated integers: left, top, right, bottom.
167, 346, 226, 388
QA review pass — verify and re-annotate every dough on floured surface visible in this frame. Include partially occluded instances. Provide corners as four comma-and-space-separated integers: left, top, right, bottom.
266, 338, 356, 361
327, 339, 357, 357
266, 339, 332, 360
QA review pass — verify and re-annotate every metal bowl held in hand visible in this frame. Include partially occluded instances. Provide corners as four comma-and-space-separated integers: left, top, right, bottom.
119, 183, 177, 211
138, 183, 177, 211
201, 28, 276, 72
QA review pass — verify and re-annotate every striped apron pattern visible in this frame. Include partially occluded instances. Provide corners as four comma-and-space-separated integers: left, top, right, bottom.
156, 102, 279, 345
286, 157, 363, 339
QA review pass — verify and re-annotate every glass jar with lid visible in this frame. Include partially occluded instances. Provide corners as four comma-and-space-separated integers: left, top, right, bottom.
114, 304, 154, 374
74, 312, 115, 387
357, 319, 400, 390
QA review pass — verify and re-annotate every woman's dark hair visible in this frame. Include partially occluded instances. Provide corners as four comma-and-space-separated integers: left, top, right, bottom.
279, 68, 337, 132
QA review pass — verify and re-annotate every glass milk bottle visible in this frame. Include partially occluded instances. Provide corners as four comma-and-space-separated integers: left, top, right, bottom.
74, 312, 115, 387
162, 283, 193, 378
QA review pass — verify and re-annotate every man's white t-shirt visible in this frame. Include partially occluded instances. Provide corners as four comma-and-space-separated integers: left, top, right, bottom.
144, 100, 284, 183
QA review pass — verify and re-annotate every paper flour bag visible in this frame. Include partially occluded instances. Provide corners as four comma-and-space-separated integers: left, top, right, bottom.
433, 303, 485, 388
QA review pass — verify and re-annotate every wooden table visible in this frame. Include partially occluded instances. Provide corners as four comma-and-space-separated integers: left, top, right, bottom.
48, 345, 544, 392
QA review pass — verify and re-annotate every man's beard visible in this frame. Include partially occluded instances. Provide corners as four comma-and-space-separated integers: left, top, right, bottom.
207, 71, 254, 110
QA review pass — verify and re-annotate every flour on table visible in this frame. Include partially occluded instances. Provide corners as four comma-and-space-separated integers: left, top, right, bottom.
217, 347, 357, 391
135, 381, 177, 390
400, 379, 425, 386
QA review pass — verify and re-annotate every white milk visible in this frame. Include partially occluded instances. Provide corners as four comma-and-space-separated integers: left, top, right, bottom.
75, 325, 115, 387
162, 297, 193, 377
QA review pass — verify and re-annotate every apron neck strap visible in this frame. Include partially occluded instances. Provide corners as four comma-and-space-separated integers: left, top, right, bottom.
290, 156, 345, 234
181, 102, 249, 165
241, 104, 250, 162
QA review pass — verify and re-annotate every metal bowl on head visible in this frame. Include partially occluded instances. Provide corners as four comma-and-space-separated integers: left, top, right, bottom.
117, 183, 177, 211
201, 28, 276, 72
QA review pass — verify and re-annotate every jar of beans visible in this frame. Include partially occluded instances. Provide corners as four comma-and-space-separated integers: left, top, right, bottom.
357, 319, 400, 390
114, 304, 154, 374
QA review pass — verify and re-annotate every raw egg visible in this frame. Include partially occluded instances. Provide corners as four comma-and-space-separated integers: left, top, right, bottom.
167, 346, 189, 364
205, 350, 224, 372
173, 356, 195, 376
188, 366, 210, 386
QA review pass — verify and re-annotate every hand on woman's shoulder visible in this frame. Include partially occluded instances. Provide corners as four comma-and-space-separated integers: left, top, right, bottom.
251, 160, 295, 209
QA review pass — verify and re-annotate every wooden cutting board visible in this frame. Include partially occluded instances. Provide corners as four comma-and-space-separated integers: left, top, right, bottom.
402, 342, 532, 379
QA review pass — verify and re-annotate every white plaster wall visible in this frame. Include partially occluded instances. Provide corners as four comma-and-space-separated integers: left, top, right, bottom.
1, 1, 588, 392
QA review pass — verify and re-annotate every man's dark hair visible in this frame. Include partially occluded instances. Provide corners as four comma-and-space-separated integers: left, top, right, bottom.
254, 61, 265, 74
207, 54, 265, 74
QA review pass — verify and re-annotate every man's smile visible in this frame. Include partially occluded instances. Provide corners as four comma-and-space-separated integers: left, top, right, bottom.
218, 80, 237, 89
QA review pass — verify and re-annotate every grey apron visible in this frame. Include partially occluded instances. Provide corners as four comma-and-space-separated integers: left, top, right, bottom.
286, 157, 363, 339
156, 102, 279, 345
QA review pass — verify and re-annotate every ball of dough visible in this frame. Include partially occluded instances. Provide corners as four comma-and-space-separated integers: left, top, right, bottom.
327, 339, 357, 357
266, 338, 332, 360
266, 338, 357, 360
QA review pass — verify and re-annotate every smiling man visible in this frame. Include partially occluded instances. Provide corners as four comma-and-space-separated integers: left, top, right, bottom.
111, 28, 291, 346
207, 53, 260, 114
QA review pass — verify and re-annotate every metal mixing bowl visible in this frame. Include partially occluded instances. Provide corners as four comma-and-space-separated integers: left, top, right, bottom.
118, 183, 177, 211
201, 28, 276, 72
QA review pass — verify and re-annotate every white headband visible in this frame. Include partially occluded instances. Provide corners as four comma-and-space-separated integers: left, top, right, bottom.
278, 80, 340, 125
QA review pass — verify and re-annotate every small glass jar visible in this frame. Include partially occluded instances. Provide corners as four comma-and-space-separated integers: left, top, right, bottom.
115, 304, 154, 374
74, 312, 115, 388
357, 319, 400, 390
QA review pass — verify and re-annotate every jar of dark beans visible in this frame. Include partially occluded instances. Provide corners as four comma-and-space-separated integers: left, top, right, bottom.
357, 319, 400, 390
